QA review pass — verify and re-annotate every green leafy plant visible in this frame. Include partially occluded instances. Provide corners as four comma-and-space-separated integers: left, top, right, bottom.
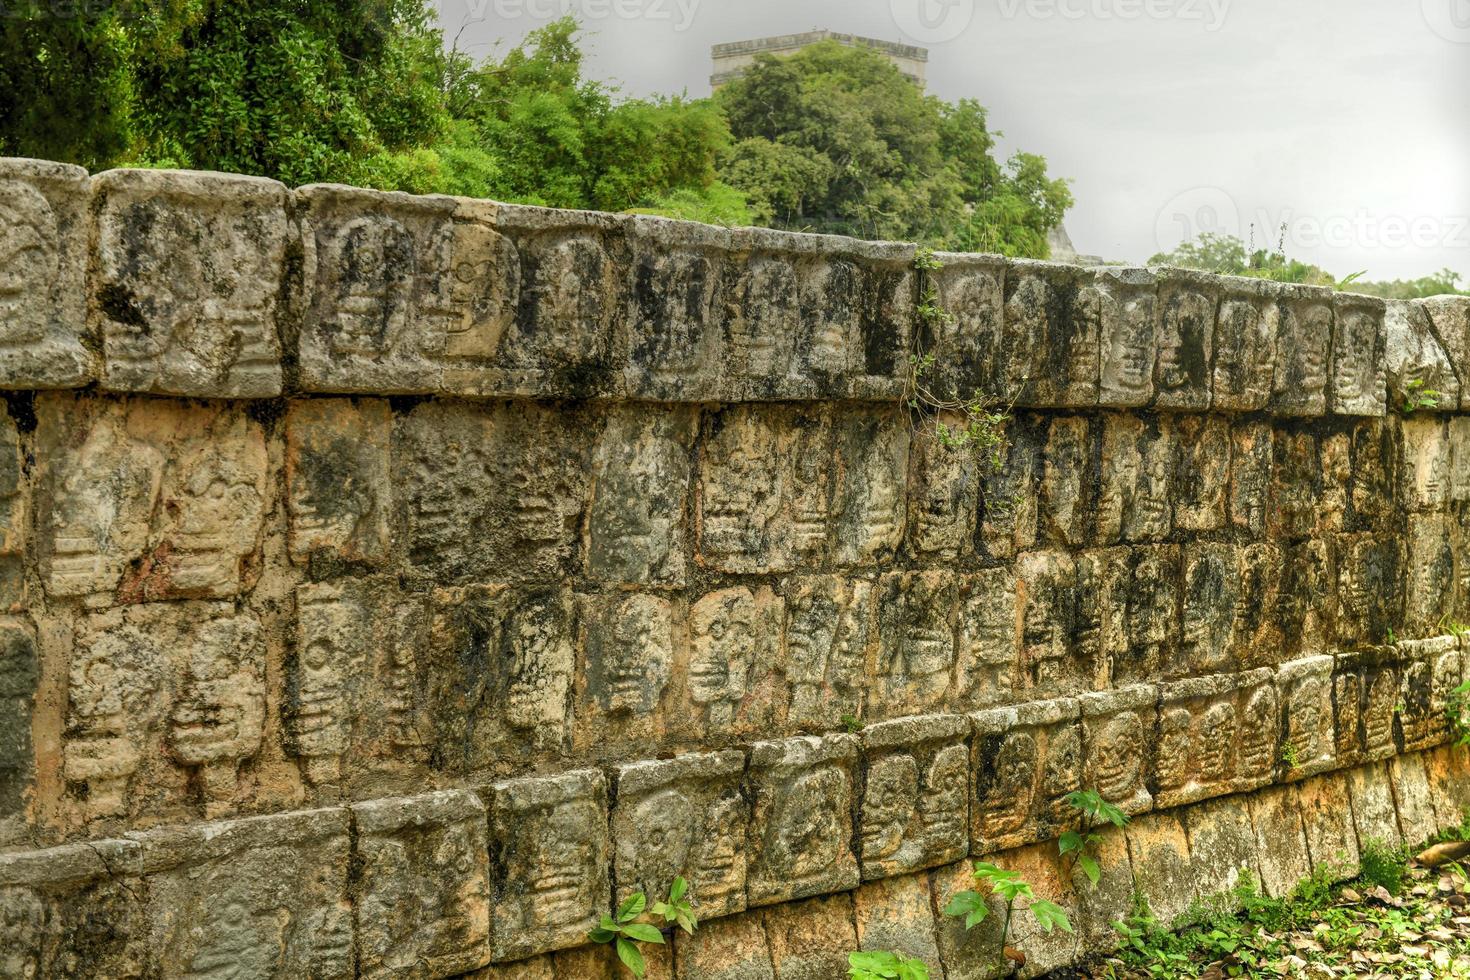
1059, 789, 1129, 886
1358, 838, 1409, 895
589, 892, 667, 977
1279, 741, 1300, 771
1448, 679, 1470, 748
650, 876, 697, 936
841, 713, 866, 734
943, 861, 1072, 972
847, 949, 931, 980
1402, 378, 1442, 415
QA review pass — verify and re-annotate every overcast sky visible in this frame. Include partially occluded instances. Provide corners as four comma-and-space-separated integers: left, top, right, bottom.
435, 0, 1470, 282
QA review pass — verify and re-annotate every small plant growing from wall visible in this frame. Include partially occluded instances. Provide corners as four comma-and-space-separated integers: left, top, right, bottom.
1058, 789, 1128, 886
589, 877, 698, 977
1400, 378, 1442, 415
847, 949, 931, 979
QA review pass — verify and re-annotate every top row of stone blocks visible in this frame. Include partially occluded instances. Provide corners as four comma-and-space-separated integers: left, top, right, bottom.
4, 158, 1468, 410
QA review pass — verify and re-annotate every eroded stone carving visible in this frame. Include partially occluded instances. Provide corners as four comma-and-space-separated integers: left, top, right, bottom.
0, 620, 37, 822
1171, 416, 1229, 532
874, 572, 957, 717
1272, 290, 1333, 416
1080, 686, 1156, 815
1330, 294, 1387, 416
1098, 415, 1171, 544
1213, 279, 1279, 411
1397, 637, 1463, 752
1016, 552, 1082, 692
832, 411, 909, 567
1118, 547, 1179, 686
906, 422, 978, 561
859, 715, 969, 879
971, 698, 1081, 852
1155, 670, 1276, 808
745, 735, 860, 906
1153, 271, 1215, 409
726, 251, 798, 382
1040, 416, 1093, 546
1384, 300, 1459, 414
286, 398, 393, 565
1423, 296, 1470, 409
577, 593, 674, 749
955, 569, 1021, 706
587, 409, 694, 585
1276, 655, 1336, 778
931, 258, 1005, 401
1096, 268, 1157, 407
626, 222, 723, 391
1181, 544, 1241, 676
782, 577, 872, 729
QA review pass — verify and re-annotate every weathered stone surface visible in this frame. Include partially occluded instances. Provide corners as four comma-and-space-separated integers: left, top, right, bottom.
1329, 293, 1387, 416
906, 425, 978, 563
1347, 761, 1404, 850
1384, 299, 1460, 412
1180, 543, 1243, 675
94, 169, 287, 397
1156, 670, 1277, 809
1295, 773, 1360, 878
931, 859, 1008, 980
781, 575, 873, 729
1184, 798, 1258, 903
611, 752, 749, 919
1423, 745, 1470, 833
1276, 655, 1336, 780
1248, 785, 1311, 897
1334, 534, 1403, 648
763, 892, 860, 980
1001, 843, 1080, 977
1038, 415, 1094, 546
979, 415, 1041, 560
1401, 415, 1450, 512
353, 790, 491, 978
1423, 295, 1470, 409
1125, 810, 1194, 926
955, 568, 1021, 708
622, 217, 727, 400
1331, 649, 1399, 767
1003, 260, 1100, 408
1080, 686, 1156, 816
673, 910, 775, 980
1098, 414, 1172, 544
831, 410, 910, 568
0, 158, 95, 388
852, 873, 945, 978
860, 715, 969, 879
487, 769, 610, 961
1404, 515, 1455, 634
971, 698, 1081, 853
38, 396, 269, 603
680, 585, 783, 739
1388, 751, 1438, 845
1152, 268, 1216, 410
286, 398, 393, 566
1271, 285, 1334, 416
745, 735, 860, 906
586, 407, 695, 586
1395, 636, 1462, 752
874, 572, 958, 717
134, 808, 353, 979
929, 254, 1007, 403
576, 592, 675, 749
1095, 268, 1157, 408
0, 618, 37, 827
1015, 551, 1082, 692
1212, 276, 1279, 412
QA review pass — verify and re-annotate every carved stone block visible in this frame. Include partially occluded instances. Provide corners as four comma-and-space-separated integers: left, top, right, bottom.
1098, 414, 1171, 544
1331, 649, 1399, 767
858, 714, 969, 879
1317, 431, 1350, 536
353, 791, 491, 978
1404, 514, 1454, 635
1329, 293, 1387, 416
1423, 295, 1470, 409
576, 593, 674, 750
135, 808, 353, 979
1248, 785, 1310, 898
0, 619, 36, 823
1396, 636, 1463, 752
724, 236, 800, 390
1333, 533, 1403, 646
1153, 269, 1216, 410
0, 839, 146, 979
1451, 416, 1470, 507
586, 408, 695, 586
1040, 415, 1095, 546
1389, 751, 1438, 845
1271, 286, 1334, 416
1297, 774, 1360, 877
955, 568, 1021, 707
1183, 798, 1257, 905
1276, 655, 1336, 780
1228, 421, 1272, 535
681, 585, 783, 738
287, 398, 393, 565
1155, 669, 1277, 808
1347, 420, 1395, 532
1095, 267, 1157, 407
1235, 543, 1285, 669
980, 414, 1041, 559
1171, 415, 1229, 532
1181, 544, 1242, 676
1004, 260, 1102, 407
612, 752, 749, 919
1118, 546, 1180, 686
0, 158, 94, 387
971, 697, 1082, 852
1401, 416, 1450, 512
428, 586, 574, 773
874, 572, 957, 718
1277, 539, 1337, 659
929, 253, 1006, 402
763, 893, 858, 980
1347, 762, 1403, 850
1016, 551, 1084, 693
290, 579, 431, 794
905, 423, 978, 562
1384, 300, 1459, 413
793, 244, 914, 397
1267, 428, 1322, 541
487, 770, 610, 961
744, 735, 860, 906
673, 912, 775, 980
781, 576, 873, 730
1075, 548, 1129, 689
65, 604, 265, 824
94, 169, 287, 397
623, 217, 726, 399
831, 411, 910, 568
1212, 276, 1279, 412
1080, 685, 1156, 816
399, 401, 591, 583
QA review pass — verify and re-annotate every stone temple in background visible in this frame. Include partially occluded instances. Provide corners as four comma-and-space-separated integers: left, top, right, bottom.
710, 30, 929, 89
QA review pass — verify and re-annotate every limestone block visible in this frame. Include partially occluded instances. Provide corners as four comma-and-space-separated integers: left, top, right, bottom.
1401, 415, 1451, 512
906, 424, 979, 563
874, 572, 958, 718
979, 414, 1041, 560
798, 241, 915, 399
1015, 552, 1082, 694
471, 954, 555, 979
673, 910, 775, 980
1347, 761, 1404, 851
1184, 799, 1258, 906
1271, 284, 1334, 416
1423, 745, 1470, 833
680, 585, 783, 739
1315, 430, 1348, 538
1396, 636, 1462, 752
955, 568, 1021, 708
290, 578, 431, 794
1277, 539, 1336, 659
1074, 548, 1129, 690
1071, 824, 1134, 952
993, 844, 1079, 978
928, 253, 1007, 403
428, 586, 575, 773
859, 714, 970, 879
1388, 751, 1437, 846
722, 234, 801, 392
353, 790, 491, 978
611, 751, 749, 919
0, 838, 146, 978
1155, 669, 1277, 809
1296, 774, 1360, 879
1117, 545, 1180, 687
1334, 534, 1404, 648
1267, 428, 1322, 541
1228, 421, 1272, 536
133, 808, 353, 979
487, 769, 610, 961
1003, 260, 1100, 407
1422, 295, 1470, 409
763, 893, 860, 980
1235, 543, 1285, 668
575, 592, 676, 751
1276, 655, 1337, 780
1180, 543, 1243, 677
697, 406, 832, 573
931, 859, 1008, 980
286, 398, 393, 566
38, 396, 269, 603
1170, 415, 1229, 532
780, 576, 873, 730
0, 158, 94, 387
1095, 267, 1157, 408
831, 410, 910, 568
970, 698, 1082, 853
550, 944, 672, 980
1330, 649, 1400, 768
398, 401, 591, 584
1384, 300, 1459, 412
1404, 515, 1455, 635
1097, 414, 1171, 544
622, 216, 728, 400
94, 168, 287, 397
1080, 686, 1156, 817
744, 734, 860, 906
585, 407, 695, 586
0, 619, 37, 823
1347, 419, 1396, 533
1152, 268, 1216, 410
1211, 275, 1279, 412
853, 873, 946, 978
64, 604, 265, 824
1329, 292, 1387, 416
1038, 415, 1094, 546
1248, 785, 1311, 898
1451, 416, 1470, 507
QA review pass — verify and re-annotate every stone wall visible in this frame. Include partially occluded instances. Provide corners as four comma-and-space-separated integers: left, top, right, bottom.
2, 156, 1470, 978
